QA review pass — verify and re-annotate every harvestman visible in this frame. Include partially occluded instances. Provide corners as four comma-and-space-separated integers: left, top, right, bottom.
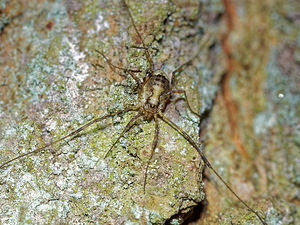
0, 0, 267, 224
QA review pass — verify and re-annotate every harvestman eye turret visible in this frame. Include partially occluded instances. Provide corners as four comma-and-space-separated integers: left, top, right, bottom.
0, 0, 267, 224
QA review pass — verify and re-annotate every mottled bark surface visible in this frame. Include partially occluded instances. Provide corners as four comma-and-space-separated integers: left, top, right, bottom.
0, 0, 220, 224
197, 0, 300, 224
1, 0, 299, 224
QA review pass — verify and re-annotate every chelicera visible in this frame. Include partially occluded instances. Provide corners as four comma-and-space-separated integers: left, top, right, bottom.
0, 0, 267, 224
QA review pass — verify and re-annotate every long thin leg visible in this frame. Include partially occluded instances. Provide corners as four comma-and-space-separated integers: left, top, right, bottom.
104, 111, 142, 158
121, 0, 154, 72
0, 107, 135, 169
171, 61, 193, 86
96, 50, 142, 86
143, 114, 159, 193
158, 113, 267, 225
171, 32, 213, 86
172, 89, 201, 117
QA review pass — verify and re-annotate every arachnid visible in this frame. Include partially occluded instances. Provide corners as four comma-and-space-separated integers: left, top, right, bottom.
0, 0, 267, 224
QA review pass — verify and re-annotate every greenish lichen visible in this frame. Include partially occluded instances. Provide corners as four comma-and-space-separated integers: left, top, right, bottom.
0, 0, 220, 224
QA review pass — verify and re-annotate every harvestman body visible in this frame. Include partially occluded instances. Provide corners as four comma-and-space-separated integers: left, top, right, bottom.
0, 0, 267, 224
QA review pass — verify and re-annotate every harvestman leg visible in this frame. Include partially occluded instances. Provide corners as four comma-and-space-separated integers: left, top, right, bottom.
158, 112, 267, 225
171, 90, 201, 117
170, 62, 202, 118
171, 64, 189, 86
170, 30, 213, 86
95, 50, 142, 86
104, 111, 142, 158
0, 107, 135, 169
122, 0, 154, 72
170, 56, 267, 224
143, 114, 159, 193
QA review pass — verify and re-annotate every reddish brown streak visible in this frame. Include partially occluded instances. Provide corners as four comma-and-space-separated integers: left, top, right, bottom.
220, 0, 251, 163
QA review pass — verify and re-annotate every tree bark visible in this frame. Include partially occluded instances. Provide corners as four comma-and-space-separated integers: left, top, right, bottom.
0, 0, 220, 224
